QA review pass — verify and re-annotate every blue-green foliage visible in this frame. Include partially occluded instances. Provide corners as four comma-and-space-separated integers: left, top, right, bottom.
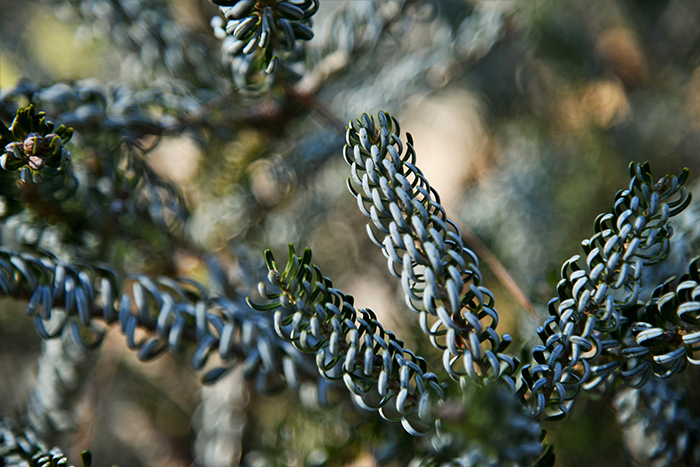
1, 1, 700, 467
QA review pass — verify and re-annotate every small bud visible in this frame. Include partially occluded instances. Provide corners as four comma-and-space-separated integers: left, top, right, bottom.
23, 133, 45, 156
6, 142, 23, 159
45, 133, 60, 149
28, 155, 45, 171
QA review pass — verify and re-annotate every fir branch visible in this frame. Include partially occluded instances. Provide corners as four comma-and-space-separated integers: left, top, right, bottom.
343, 111, 518, 387
615, 256, 700, 386
250, 243, 447, 436
249, 243, 546, 465
0, 247, 315, 392
210, 0, 318, 89
521, 162, 692, 420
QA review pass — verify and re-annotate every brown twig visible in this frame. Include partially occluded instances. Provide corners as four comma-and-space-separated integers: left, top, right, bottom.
287, 86, 347, 136
459, 222, 539, 318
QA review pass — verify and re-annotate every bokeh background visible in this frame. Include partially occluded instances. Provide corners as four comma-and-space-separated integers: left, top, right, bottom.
2, 0, 700, 466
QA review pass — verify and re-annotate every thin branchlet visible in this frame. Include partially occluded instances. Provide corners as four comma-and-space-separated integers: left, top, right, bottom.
521, 162, 692, 420
343, 111, 519, 389
249, 244, 447, 436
